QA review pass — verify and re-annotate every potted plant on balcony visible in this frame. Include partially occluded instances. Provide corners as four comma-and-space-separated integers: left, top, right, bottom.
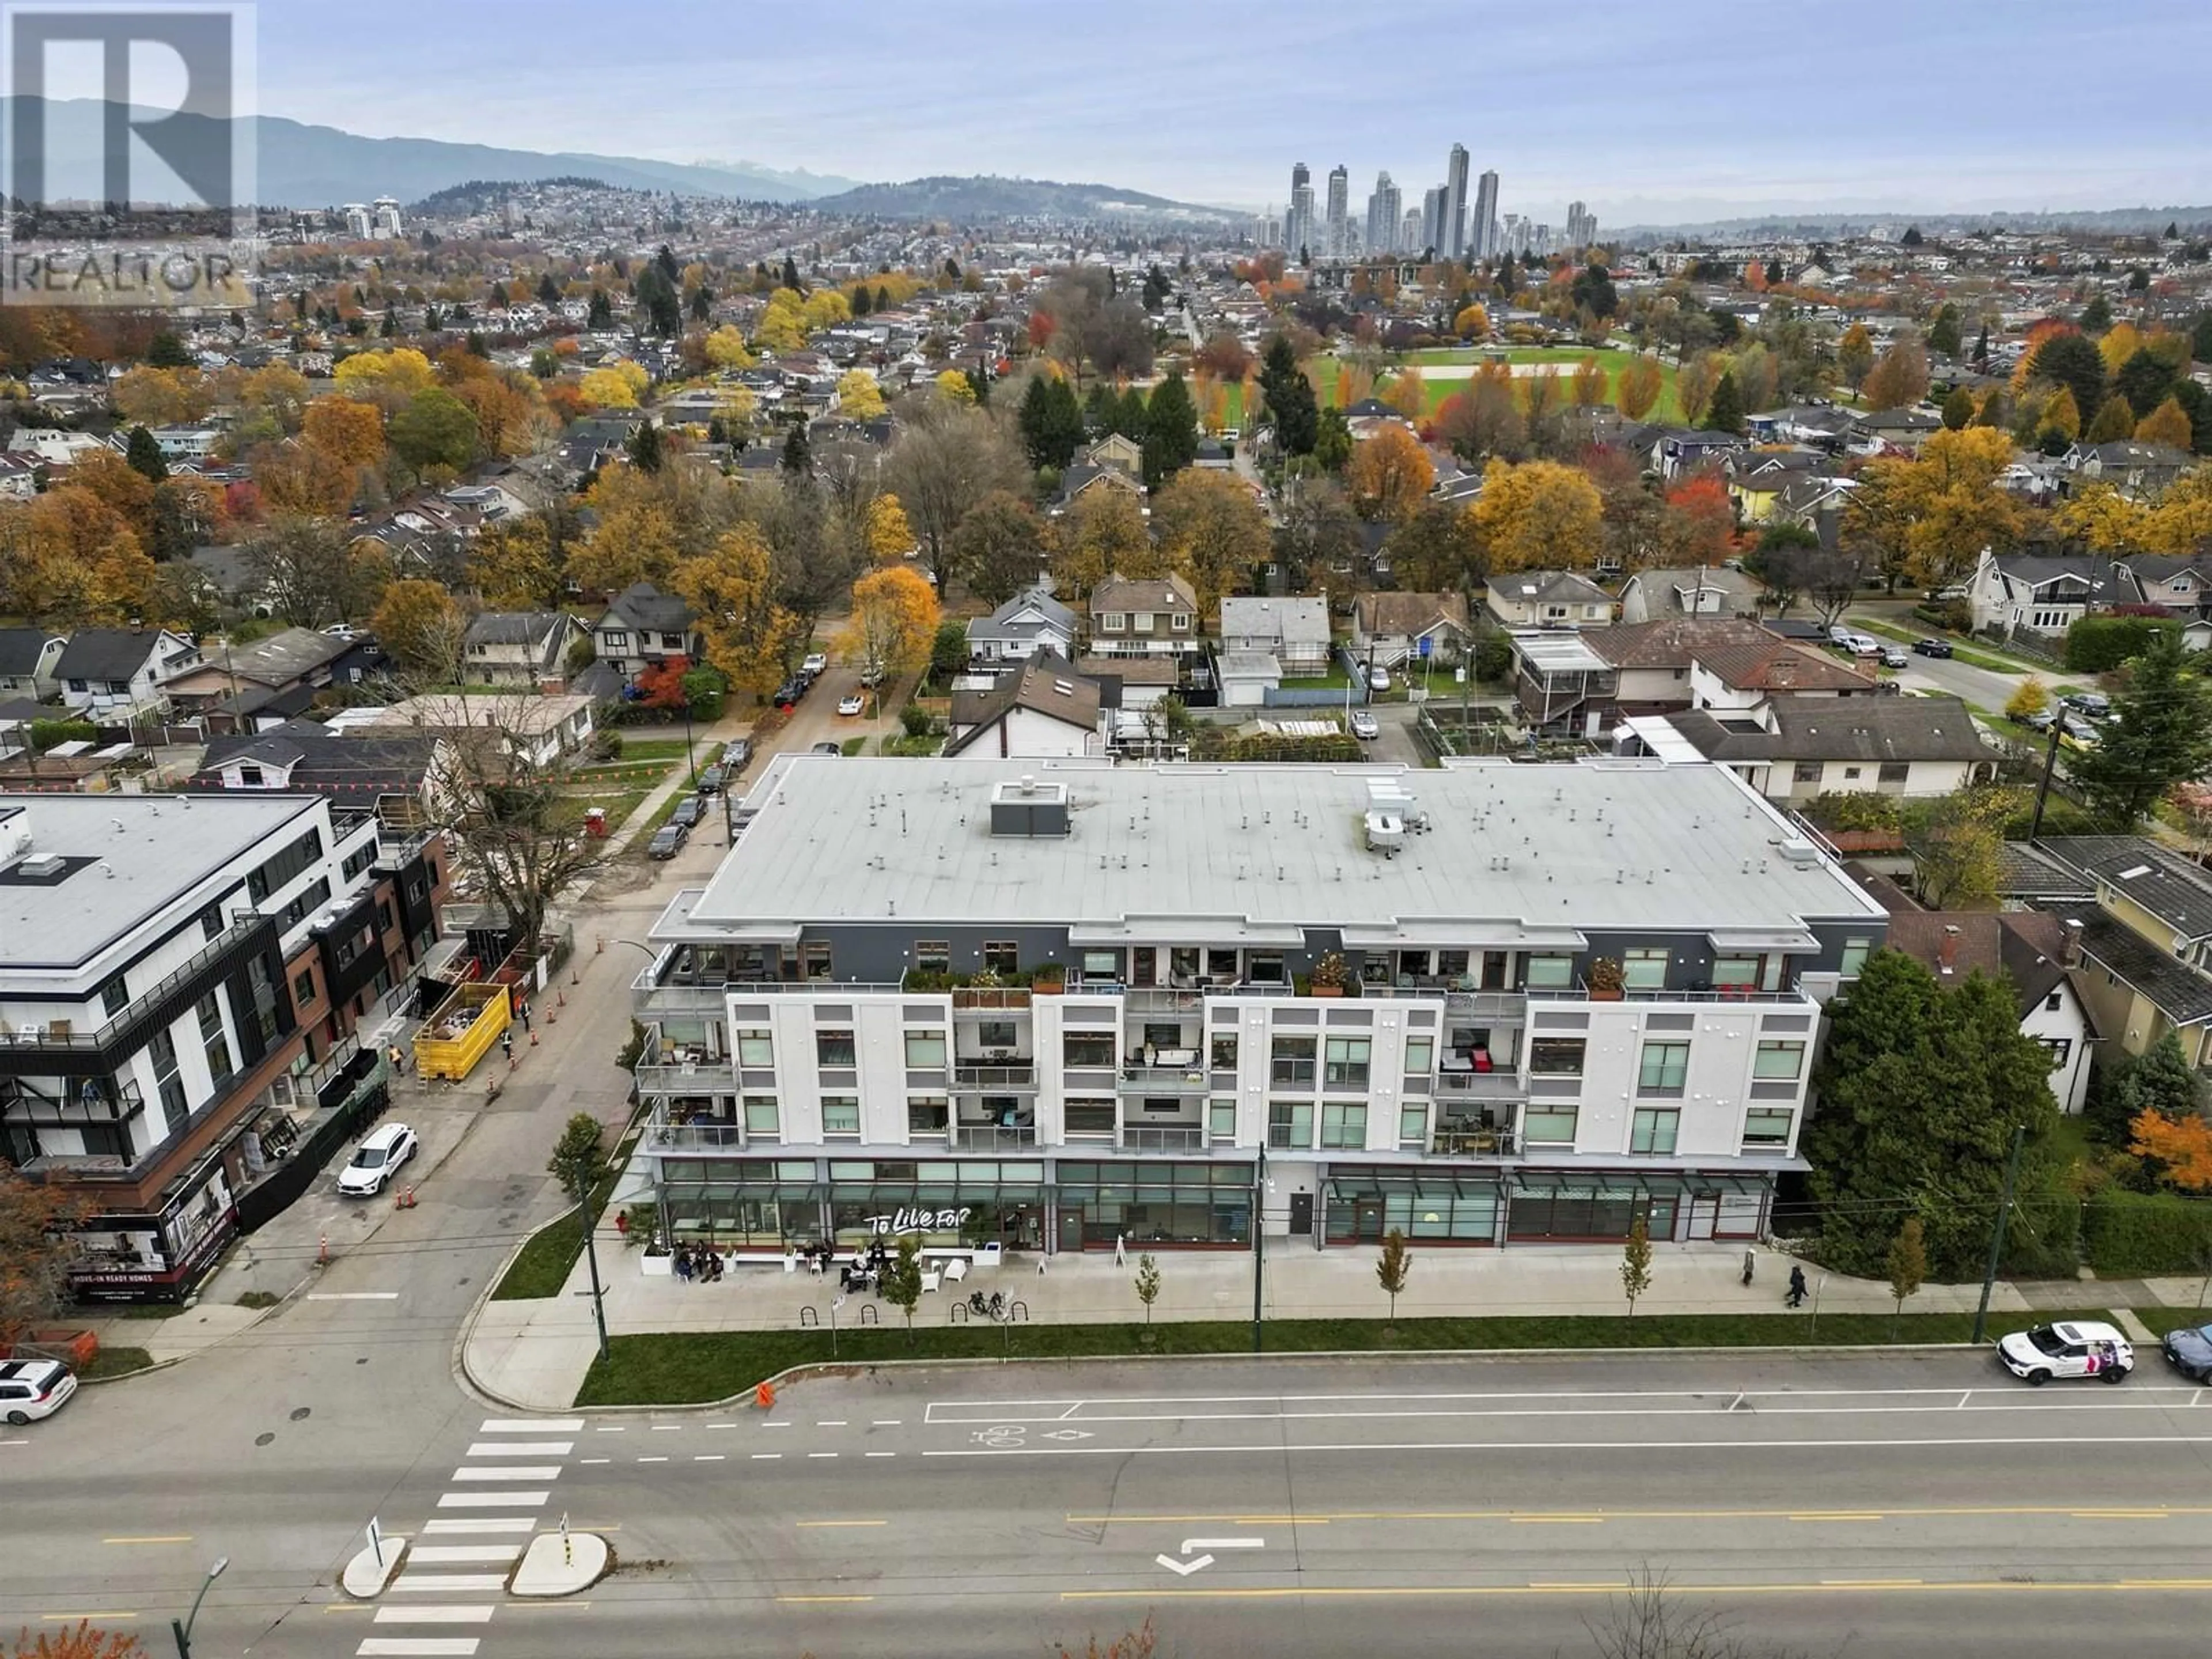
1588, 956, 1626, 1001
1030, 962, 1066, 995
970, 964, 1003, 989
1308, 951, 1350, 998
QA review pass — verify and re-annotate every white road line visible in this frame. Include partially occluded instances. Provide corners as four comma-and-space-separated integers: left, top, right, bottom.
637, 1456, 669, 1463
865, 1451, 896, 1459
706, 1422, 738, 1430
391, 1575, 507, 1593
479, 1418, 584, 1433
450, 1467, 560, 1482
421, 1519, 535, 1536
923, 1385, 2206, 1419
1184, 1537, 1266, 1551
356, 1641, 481, 1657
817, 1420, 849, 1427
871, 1420, 902, 1427
924, 1433, 2212, 1460
372, 1607, 495, 1624
695, 1455, 725, 1462
761, 1421, 791, 1429
594, 1425, 626, 1433
918, 1400, 2205, 1427
580, 1457, 611, 1465
650, 1424, 683, 1432
0, 1438, 26, 1447
405, 1546, 522, 1565
463, 1441, 572, 1458
306, 1291, 400, 1300
436, 1493, 549, 1508
752, 1453, 782, 1460
808, 1452, 839, 1459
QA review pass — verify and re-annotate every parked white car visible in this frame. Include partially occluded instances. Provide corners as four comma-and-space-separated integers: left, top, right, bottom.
1997, 1320, 2134, 1385
0, 1358, 77, 1424
338, 1122, 418, 1197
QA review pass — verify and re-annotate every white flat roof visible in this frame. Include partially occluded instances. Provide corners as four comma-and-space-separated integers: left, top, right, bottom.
685, 757, 1885, 935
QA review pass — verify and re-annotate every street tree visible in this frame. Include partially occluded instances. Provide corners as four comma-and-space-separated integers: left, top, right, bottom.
1620, 1214, 1653, 1315
9, 1618, 143, 1658
837, 565, 940, 686
548, 1112, 604, 1203
883, 401, 1025, 592
1837, 323, 1875, 395
1471, 459, 1603, 572
2006, 676, 2051, 723
0, 1165, 88, 1349
2070, 628, 2212, 826
1885, 1218, 1927, 1335
673, 523, 805, 700
881, 1236, 925, 1345
1344, 423, 1435, 524
1133, 1253, 1161, 1325
1861, 338, 1930, 411
1376, 1228, 1412, 1325
370, 579, 467, 680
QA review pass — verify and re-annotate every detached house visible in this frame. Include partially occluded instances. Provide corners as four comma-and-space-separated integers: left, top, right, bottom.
1350, 592, 1472, 670
2069, 440, 2192, 502
945, 653, 1104, 759
0, 628, 66, 702
1967, 550, 2132, 639
1484, 570, 1613, 630
464, 611, 585, 688
592, 584, 704, 683
1089, 574, 1203, 663
160, 627, 384, 734
1617, 566, 1763, 624
1650, 694, 1995, 806
55, 628, 200, 723
1217, 594, 1332, 675
968, 586, 1076, 669
2030, 836, 2212, 1070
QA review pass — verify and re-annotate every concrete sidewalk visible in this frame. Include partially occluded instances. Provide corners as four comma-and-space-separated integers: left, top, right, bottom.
460, 1225, 2194, 1412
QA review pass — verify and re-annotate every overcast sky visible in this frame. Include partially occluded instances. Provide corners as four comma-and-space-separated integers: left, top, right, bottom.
262, 0, 2212, 222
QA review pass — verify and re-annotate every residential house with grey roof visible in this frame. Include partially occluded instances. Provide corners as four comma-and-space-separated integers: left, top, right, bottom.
55, 628, 200, 723
1217, 593, 1331, 674
968, 586, 1076, 669
1484, 570, 1613, 630
463, 611, 585, 688
1635, 694, 1995, 806
2031, 837, 2212, 1071
0, 628, 65, 703
593, 584, 704, 683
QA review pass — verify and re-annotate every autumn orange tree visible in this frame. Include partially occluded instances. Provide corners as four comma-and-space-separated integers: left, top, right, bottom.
1152, 468, 1270, 621
1, 1165, 89, 1350
1344, 423, 1435, 524
1660, 474, 1736, 566
369, 579, 467, 680
1570, 355, 1608, 407
672, 524, 802, 700
838, 565, 940, 688
631, 654, 695, 710
1861, 338, 1930, 411
1470, 458, 1604, 573
1384, 366, 1426, 421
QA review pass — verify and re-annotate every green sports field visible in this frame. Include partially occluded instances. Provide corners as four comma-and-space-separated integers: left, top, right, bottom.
1312, 346, 1681, 426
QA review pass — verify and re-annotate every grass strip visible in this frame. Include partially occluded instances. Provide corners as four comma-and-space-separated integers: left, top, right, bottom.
573, 1306, 2127, 1406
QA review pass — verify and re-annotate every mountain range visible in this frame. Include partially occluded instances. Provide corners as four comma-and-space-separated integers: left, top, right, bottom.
811, 175, 1235, 224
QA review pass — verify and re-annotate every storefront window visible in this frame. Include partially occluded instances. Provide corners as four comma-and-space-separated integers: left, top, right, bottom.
1054, 1160, 1251, 1248
1326, 1171, 1501, 1245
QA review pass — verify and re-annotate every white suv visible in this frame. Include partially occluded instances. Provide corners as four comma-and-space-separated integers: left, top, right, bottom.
0, 1358, 78, 1424
338, 1122, 418, 1197
1997, 1319, 2134, 1385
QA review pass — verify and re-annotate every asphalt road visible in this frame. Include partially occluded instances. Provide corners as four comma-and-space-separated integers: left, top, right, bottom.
15, 1350, 2212, 1658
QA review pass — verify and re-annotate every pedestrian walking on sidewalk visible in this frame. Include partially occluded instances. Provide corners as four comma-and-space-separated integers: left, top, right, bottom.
1741, 1248, 1756, 1287
500, 1031, 514, 1062
1786, 1264, 1808, 1308
387, 1044, 406, 1076
1114, 1232, 1127, 1267
519, 1003, 532, 1034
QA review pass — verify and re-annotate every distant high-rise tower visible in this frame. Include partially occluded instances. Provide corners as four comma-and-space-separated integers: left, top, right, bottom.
1325, 164, 1350, 259
1402, 206, 1423, 253
372, 195, 403, 238
343, 202, 371, 238
1365, 171, 1401, 256
1565, 201, 1596, 249
1472, 169, 1500, 260
1444, 143, 1470, 259
1420, 186, 1445, 257
1288, 162, 1315, 262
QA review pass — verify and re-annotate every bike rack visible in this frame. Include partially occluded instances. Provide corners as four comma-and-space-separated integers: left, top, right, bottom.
948, 1303, 969, 1323
858, 1304, 880, 1325
797, 1306, 819, 1327
1008, 1300, 1030, 1322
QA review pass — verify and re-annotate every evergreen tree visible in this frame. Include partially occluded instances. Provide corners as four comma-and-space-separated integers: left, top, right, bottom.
656, 244, 680, 282
2115, 349, 2179, 419
487, 281, 507, 310
875, 284, 891, 314
1018, 374, 1083, 470
147, 330, 192, 368
2070, 628, 2212, 826
588, 289, 613, 330
1313, 406, 1353, 472
536, 272, 561, 307
851, 283, 872, 317
465, 330, 488, 358
780, 421, 812, 477
1927, 303, 1963, 358
423, 304, 443, 332
1142, 370, 1199, 486
2193, 312, 2212, 365
690, 285, 713, 321
2094, 1032, 2201, 1147
1257, 335, 1319, 457
381, 308, 397, 337
626, 420, 665, 474
1941, 386, 1976, 430
124, 425, 168, 482
782, 254, 804, 293
1764, 258, 1785, 287
1973, 322, 1990, 368
2027, 332, 2108, 426
2079, 293, 2114, 333
1702, 369, 1745, 434
2085, 393, 2137, 444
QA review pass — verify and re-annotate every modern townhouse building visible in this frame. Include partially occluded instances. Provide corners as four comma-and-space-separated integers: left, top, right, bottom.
628, 757, 1886, 1259
0, 793, 449, 1301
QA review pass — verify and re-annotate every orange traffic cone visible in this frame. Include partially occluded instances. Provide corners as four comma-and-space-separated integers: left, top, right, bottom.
755, 1381, 777, 1410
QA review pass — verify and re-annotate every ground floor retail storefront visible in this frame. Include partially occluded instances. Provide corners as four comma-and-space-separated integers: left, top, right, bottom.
650, 1153, 1775, 1254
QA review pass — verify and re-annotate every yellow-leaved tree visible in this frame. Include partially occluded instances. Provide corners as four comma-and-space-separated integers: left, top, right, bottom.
754, 289, 807, 353
836, 369, 887, 421
838, 565, 941, 685
703, 324, 753, 370
2143, 467, 2212, 556
1452, 303, 1490, 340
1470, 458, 1603, 572
577, 361, 649, 410
1616, 354, 1665, 421
332, 347, 435, 396
2054, 482, 2150, 554
370, 578, 466, 679
1051, 488, 1160, 600
1344, 423, 1435, 524
672, 524, 804, 700
303, 395, 386, 471
865, 494, 914, 563
936, 369, 978, 404
2136, 397, 2195, 453
1152, 468, 1271, 622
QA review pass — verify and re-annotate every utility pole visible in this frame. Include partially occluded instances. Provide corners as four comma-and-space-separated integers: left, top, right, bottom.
1251, 1142, 1267, 1354
1972, 1123, 2027, 1346
577, 1185, 610, 1363
2028, 721, 2063, 838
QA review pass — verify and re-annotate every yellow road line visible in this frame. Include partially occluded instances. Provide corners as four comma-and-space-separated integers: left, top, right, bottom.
775, 1594, 874, 1604
1509, 1516, 1604, 1525
103, 1536, 192, 1545
796, 1520, 889, 1528
1790, 1514, 1884, 1522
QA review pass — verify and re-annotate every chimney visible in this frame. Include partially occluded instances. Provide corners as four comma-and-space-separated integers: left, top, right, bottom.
2061, 918, 2083, 969
1939, 924, 1960, 973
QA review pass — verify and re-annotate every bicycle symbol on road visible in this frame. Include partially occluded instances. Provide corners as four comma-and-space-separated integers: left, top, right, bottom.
972, 1425, 1027, 1448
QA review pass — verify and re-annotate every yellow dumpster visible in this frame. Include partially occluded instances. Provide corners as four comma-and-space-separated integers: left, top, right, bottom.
412, 983, 513, 1081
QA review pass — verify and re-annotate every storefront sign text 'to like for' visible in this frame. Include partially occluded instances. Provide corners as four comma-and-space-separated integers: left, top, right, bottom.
861, 1206, 975, 1236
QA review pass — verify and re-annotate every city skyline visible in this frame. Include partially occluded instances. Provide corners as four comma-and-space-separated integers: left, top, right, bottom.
251, 0, 2212, 218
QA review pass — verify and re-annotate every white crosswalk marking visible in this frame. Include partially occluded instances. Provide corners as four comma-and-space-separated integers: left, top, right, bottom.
450, 1465, 560, 1482
356, 1640, 480, 1656
421, 1518, 533, 1535
478, 1417, 585, 1433
406, 1545, 522, 1564
463, 1441, 573, 1457
392, 1575, 507, 1593
373, 1606, 495, 1623
435, 1491, 548, 1508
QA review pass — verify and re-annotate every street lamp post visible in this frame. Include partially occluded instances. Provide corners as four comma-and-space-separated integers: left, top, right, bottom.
573, 1173, 611, 1365
172, 1555, 228, 1658
681, 694, 697, 785
1251, 1143, 1267, 1354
